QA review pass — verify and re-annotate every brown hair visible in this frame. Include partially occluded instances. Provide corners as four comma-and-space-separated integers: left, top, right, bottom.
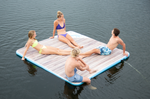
57, 11, 63, 18
71, 48, 80, 57
28, 30, 35, 39
113, 28, 120, 36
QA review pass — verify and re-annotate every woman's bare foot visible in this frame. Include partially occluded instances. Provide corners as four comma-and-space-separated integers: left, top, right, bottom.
76, 45, 83, 49
79, 45, 83, 49
89, 69, 97, 74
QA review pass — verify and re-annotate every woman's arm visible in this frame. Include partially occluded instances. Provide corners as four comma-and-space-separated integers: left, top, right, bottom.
50, 20, 57, 39
24, 39, 29, 47
64, 18, 66, 31
22, 41, 31, 60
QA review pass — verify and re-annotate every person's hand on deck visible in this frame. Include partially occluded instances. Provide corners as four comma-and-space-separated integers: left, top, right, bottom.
50, 36, 54, 39
123, 53, 128, 57
22, 57, 25, 60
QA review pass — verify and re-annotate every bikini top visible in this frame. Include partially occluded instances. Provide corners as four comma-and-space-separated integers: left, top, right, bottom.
32, 40, 38, 48
56, 21, 65, 30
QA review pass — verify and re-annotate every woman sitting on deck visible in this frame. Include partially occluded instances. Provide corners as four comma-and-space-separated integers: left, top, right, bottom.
50, 11, 83, 49
22, 30, 71, 60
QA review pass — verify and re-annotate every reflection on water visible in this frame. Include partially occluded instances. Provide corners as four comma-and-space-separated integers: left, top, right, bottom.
23, 59, 84, 99
22, 58, 96, 99
105, 61, 124, 85
62, 61, 126, 99
23, 60, 37, 76
63, 82, 84, 99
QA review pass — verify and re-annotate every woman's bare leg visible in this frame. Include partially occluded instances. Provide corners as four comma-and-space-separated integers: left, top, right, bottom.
59, 49, 71, 53
58, 49, 71, 55
43, 46, 71, 55
54, 48, 71, 55
66, 34, 83, 49
58, 35, 76, 48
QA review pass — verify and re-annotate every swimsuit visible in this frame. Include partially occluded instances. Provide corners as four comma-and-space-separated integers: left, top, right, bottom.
66, 68, 83, 82
39, 45, 47, 54
96, 46, 112, 55
58, 33, 68, 37
56, 21, 68, 37
32, 40, 38, 47
56, 22, 65, 30
32, 40, 47, 54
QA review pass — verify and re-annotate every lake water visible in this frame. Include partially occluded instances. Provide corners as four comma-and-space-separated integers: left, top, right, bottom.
0, 0, 150, 99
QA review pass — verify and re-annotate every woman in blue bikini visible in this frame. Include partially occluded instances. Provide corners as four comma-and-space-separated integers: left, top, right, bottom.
50, 11, 83, 49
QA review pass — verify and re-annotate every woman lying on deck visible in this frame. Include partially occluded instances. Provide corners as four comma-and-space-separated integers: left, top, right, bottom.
50, 11, 83, 49
21, 30, 71, 60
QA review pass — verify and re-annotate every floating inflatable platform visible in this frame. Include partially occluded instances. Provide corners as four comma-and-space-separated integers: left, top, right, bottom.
16, 31, 130, 86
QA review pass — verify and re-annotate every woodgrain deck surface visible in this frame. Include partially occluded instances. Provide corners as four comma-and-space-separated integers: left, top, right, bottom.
16, 32, 129, 86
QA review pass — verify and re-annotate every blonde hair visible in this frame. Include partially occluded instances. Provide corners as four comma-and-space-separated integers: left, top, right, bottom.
28, 30, 35, 39
57, 11, 63, 18
71, 48, 80, 57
